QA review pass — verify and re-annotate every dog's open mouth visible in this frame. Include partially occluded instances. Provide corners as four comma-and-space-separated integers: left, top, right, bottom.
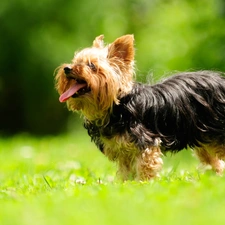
59, 80, 90, 102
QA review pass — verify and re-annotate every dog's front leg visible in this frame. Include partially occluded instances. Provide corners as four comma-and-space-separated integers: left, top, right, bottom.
116, 145, 163, 181
116, 154, 138, 181
135, 145, 163, 181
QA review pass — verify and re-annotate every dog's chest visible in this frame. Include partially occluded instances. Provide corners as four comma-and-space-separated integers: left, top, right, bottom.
84, 116, 140, 160
101, 133, 139, 160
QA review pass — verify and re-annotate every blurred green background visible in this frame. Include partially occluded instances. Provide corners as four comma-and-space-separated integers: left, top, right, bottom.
1, 0, 225, 136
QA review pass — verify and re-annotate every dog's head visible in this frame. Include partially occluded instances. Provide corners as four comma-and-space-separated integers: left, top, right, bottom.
55, 35, 135, 121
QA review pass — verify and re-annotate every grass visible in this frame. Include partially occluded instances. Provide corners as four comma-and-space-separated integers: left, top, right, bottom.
1, 128, 225, 225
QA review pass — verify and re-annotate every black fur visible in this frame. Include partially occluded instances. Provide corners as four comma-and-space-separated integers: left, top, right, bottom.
84, 71, 225, 154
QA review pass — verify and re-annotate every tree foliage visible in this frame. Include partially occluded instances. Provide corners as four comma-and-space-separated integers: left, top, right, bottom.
0, 0, 225, 135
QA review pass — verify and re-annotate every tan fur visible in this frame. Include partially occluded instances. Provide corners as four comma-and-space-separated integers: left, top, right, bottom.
194, 143, 225, 174
93, 35, 104, 48
102, 134, 163, 180
136, 141, 163, 180
55, 35, 135, 123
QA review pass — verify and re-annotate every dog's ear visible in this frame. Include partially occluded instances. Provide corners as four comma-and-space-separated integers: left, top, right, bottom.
108, 35, 134, 62
93, 35, 104, 48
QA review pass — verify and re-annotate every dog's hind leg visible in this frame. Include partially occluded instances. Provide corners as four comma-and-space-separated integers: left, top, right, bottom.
194, 144, 225, 174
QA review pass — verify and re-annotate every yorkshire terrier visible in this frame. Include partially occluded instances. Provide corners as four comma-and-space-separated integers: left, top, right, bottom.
55, 35, 225, 181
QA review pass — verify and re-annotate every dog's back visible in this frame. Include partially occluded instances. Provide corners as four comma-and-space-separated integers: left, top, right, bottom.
124, 71, 225, 151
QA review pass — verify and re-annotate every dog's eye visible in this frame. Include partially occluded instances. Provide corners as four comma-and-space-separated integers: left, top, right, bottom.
87, 62, 97, 71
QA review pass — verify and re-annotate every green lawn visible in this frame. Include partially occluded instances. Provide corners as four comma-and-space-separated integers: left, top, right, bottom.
0, 129, 225, 225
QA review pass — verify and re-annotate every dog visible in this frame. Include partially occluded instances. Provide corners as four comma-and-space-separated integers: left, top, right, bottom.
55, 34, 225, 181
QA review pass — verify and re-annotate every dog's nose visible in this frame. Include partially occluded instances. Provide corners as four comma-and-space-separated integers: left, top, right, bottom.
64, 67, 72, 75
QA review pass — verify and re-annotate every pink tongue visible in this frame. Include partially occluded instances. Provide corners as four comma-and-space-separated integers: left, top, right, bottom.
59, 83, 87, 102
